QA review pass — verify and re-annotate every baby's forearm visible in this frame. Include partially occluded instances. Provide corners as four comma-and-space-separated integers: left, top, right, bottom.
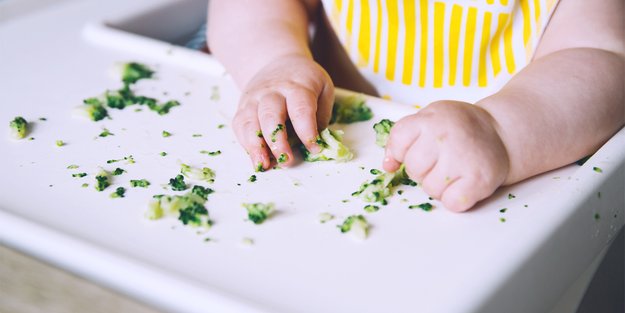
207, 0, 314, 88
478, 48, 624, 184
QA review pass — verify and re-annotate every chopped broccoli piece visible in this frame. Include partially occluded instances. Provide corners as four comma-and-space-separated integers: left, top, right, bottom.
39, 117, 47, 121
160, 152, 167, 156
255, 163, 265, 172
55, 140, 65, 147
373, 119, 395, 147
72, 173, 87, 178
121, 62, 154, 85
330, 95, 373, 124
178, 202, 211, 227
256, 130, 263, 138
191, 185, 213, 201
148, 100, 180, 115
162, 130, 172, 137
499, 208, 508, 213
98, 128, 114, 137
370, 169, 382, 175
81, 183, 89, 188
180, 164, 215, 183
9, 116, 28, 139
277, 153, 288, 163
169, 174, 188, 191
67, 164, 79, 169
200, 150, 221, 156
243, 202, 275, 224
319, 212, 335, 223
95, 169, 111, 191
106, 155, 135, 164
112, 168, 125, 176
270, 124, 285, 142
79, 98, 109, 121
104, 88, 134, 109
364, 205, 380, 213
338, 215, 369, 239
110, 187, 126, 198
301, 128, 353, 162
409, 202, 433, 211
146, 189, 212, 229
507, 193, 516, 199
500, 217, 507, 223
352, 165, 415, 204
130, 179, 150, 188
192, 133, 202, 137
593, 167, 603, 173
217, 124, 226, 129
248, 175, 257, 182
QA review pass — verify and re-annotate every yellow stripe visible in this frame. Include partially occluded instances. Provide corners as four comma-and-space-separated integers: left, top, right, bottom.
433, 2, 445, 88
490, 13, 509, 76
358, 0, 371, 66
503, 12, 516, 74
417, 0, 428, 87
448, 4, 462, 86
386, 0, 399, 81
487, 0, 494, 4
336, 0, 343, 12
402, 0, 417, 85
521, 0, 531, 47
478, 11, 492, 87
346, 0, 354, 51
534, 0, 542, 34
463, 7, 477, 87
373, 0, 382, 73
500, 0, 508, 5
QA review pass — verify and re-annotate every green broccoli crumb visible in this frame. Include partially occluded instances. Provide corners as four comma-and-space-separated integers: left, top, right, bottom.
330, 95, 373, 124
248, 175, 257, 182
319, 212, 335, 223
243, 202, 275, 224
81, 183, 89, 188
162, 130, 172, 137
95, 169, 111, 191
594, 213, 600, 220
507, 193, 516, 199
499, 208, 508, 213
112, 168, 125, 176
217, 124, 226, 129
160, 152, 167, 156
9, 116, 28, 139
353, 165, 415, 204
200, 150, 221, 156
338, 214, 369, 239
121, 62, 154, 85
593, 167, 603, 173
408, 202, 433, 211
256, 130, 263, 138
364, 205, 380, 213
270, 124, 284, 142
277, 153, 288, 163
192, 133, 202, 138
39, 117, 47, 121
169, 174, 187, 191
72, 173, 87, 178
130, 179, 150, 188
370, 169, 382, 175
110, 187, 126, 198
67, 164, 79, 169
373, 119, 395, 147
500, 217, 507, 223
180, 164, 215, 183
55, 140, 65, 147
80, 98, 109, 121
255, 163, 265, 173
301, 128, 353, 162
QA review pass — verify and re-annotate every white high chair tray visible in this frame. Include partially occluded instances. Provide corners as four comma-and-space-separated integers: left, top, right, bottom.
1, 1, 623, 313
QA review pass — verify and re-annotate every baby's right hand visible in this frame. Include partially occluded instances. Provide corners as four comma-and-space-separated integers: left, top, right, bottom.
232, 54, 334, 171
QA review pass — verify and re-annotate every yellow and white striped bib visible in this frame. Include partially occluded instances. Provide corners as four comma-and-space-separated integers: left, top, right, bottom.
322, 0, 559, 106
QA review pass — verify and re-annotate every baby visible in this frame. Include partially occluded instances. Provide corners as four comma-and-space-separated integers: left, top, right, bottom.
207, 0, 624, 211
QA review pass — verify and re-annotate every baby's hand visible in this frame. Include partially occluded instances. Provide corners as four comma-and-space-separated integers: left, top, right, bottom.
383, 101, 510, 212
232, 54, 334, 171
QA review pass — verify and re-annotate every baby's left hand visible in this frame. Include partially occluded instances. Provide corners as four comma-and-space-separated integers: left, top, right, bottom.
383, 100, 510, 212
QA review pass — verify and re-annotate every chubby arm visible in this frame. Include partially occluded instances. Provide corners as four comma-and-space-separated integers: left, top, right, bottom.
384, 0, 624, 211
479, 0, 625, 184
208, 0, 333, 170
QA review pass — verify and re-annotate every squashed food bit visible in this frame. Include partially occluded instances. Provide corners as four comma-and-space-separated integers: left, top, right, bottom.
169, 174, 188, 191
352, 165, 416, 204
373, 119, 395, 147
200, 150, 221, 156
409, 202, 433, 212
98, 128, 114, 137
162, 130, 172, 137
270, 124, 284, 143
95, 169, 111, 191
363, 205, 380, 213
338, 215, 369, 239
121, 62, 154, 85
593, 167, 603, 173
180, 163, 215, 183
248, 175, 257, 182
130, 179, 150, 188
110, 187, 126, 198
301, 128, 353, 162
112, 168, 125, 176
9, 116, 28, 139
72, 173, 87, 178
243, 202, 275, 224
146, 190, 213, 229
330, 95, 373, 124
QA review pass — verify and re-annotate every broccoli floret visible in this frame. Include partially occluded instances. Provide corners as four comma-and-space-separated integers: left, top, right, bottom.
248, 175, 257, 182
130, 179, 150, 188
338, 214, 369, 239
121, 62, 154, 85
352, 165, 415, 204
110, 187, 126, 198
9, 116, 28, 139
104, 88, 134, 109
146, 189, 212, 229
147, 100, 180, 115
79, 98, 109, 121
409, 202, 433, 211
95, 169, 111, 191
169, 174, 187, 191
373, 119, 395, 147
112, 168, 125, 176
98, 128, 114, 137
270, 124, 285, 142
243, 202, 275, 224
330, 95, 373, 124
277, 153, 288, 163
301, 128, 353, 162
180, 164, 215, 183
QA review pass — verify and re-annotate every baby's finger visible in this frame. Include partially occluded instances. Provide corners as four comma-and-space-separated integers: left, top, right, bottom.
384, 115, 421, 165
420, 162, 460, 200
232, 104, 271, 171
257, 93, 294, 166
401, 137, 439, 183
286, 89, 321, 154
316, 82, 335, 130
440, 178, 487, 212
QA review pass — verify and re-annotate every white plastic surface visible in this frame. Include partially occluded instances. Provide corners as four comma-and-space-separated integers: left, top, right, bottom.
1, 1, 623, 313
